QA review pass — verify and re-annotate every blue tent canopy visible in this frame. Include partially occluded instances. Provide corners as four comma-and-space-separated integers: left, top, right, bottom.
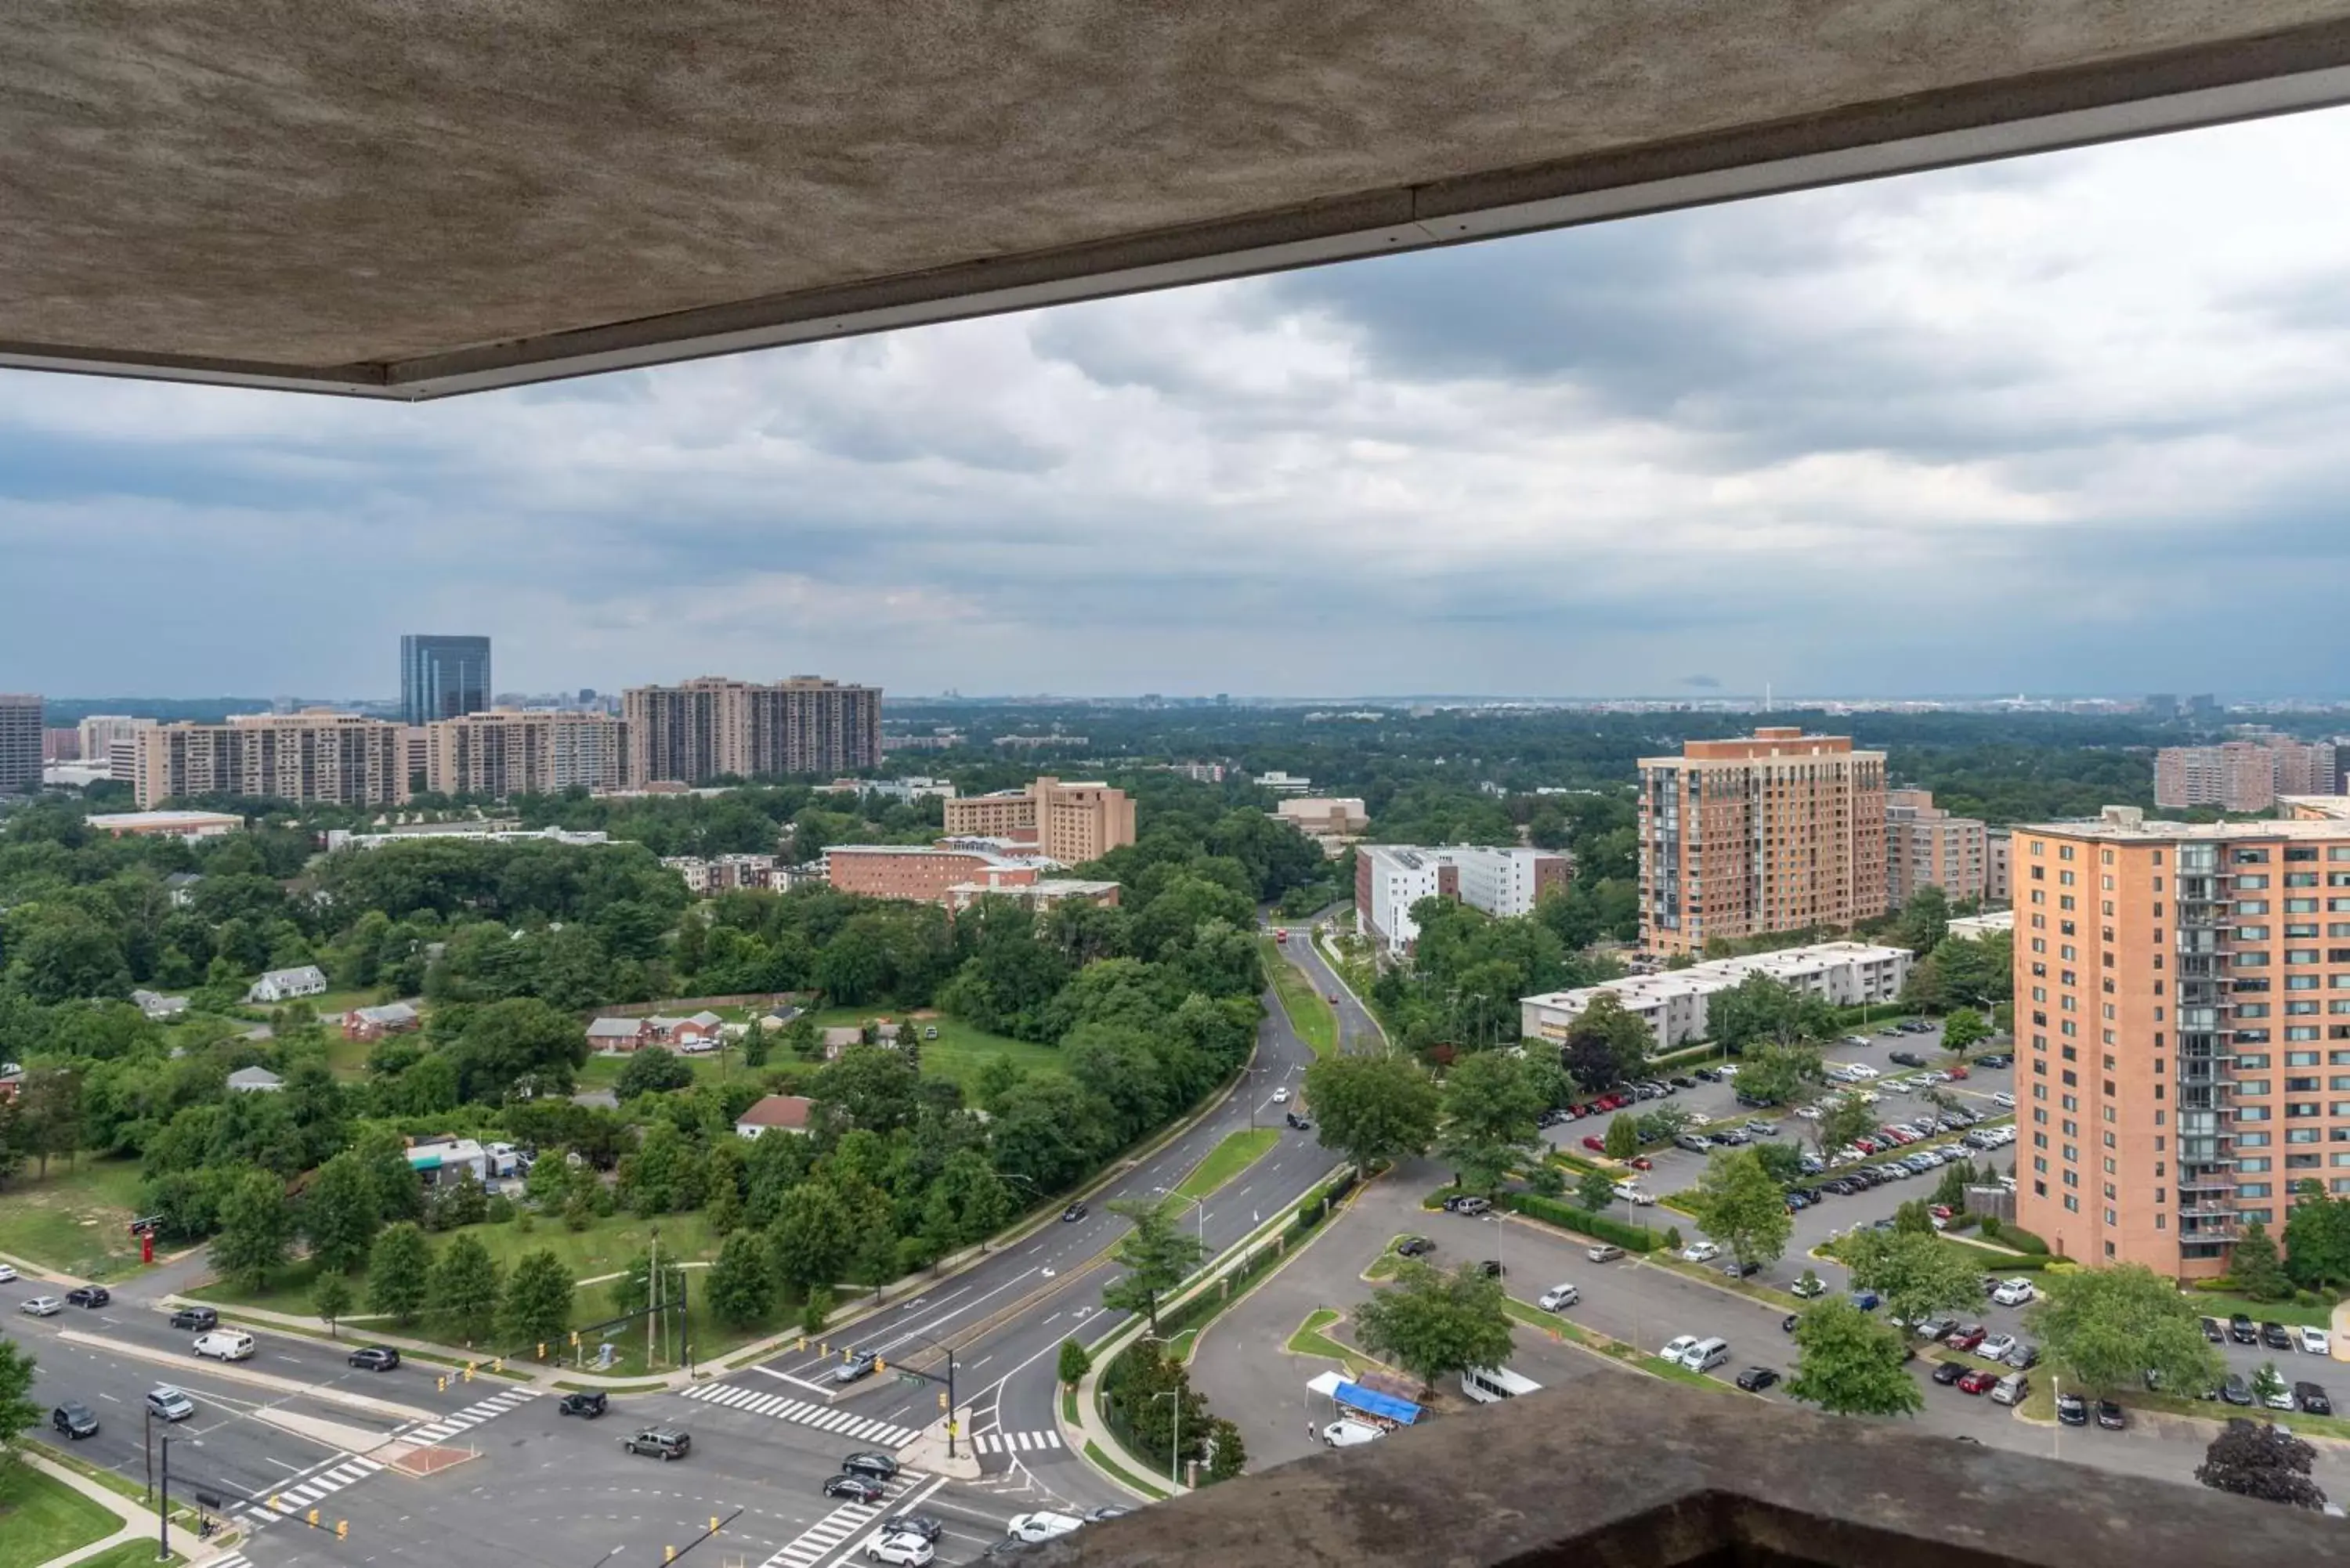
1332, 1381, 1419, 1425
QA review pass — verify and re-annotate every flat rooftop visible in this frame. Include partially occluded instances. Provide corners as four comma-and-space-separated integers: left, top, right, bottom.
2025, 815, 2350, 841
8, 5, 2350, 398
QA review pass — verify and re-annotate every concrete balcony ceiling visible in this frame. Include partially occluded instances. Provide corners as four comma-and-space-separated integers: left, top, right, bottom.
7, 2, 2350, 399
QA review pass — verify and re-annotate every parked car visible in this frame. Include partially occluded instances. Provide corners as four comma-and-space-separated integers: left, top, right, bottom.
1932, 1360, 1969, 1386
2229, 1314, 2258, 1345
1978, 1333, 2017, 1362
1694, 1068, 1722, 1082
2005, 1342, 2041, 1371
1674, 1134, 1713, 1154
65, 1285, 110, 1308
146, 1387, 196, 1422
1957, 1369, 1998, 1395
1538, 1284, 1579, 1312
0, 1264, 14, 1282
1849, 1291, 1881, 1312
1585, 1243, 1625, 1263
51, 1400, 100, 1439
1720, 1259, 1761, 1279
2296, 1382, 2333, 1415
825, 1473, 888, 1502
624, 1426, 692, 1461
1475, 1259, 1506, 1278
1991, 1280, 2035, 1307
2301, 1327, 2331, 1357
1582, 1136, 1608, 1153
2220, 1375, 2254, 1406
2055, 1393, 2088, 1426
2096, 1400, 2127, 1430
1614, 1183, 1655, 1205
1661, 1335, 1702, 1363
1396, 1236, 1436, 1257
348, 1345, 400, 1371
2200, 1316, 2224, 1343
1679, 1241, 1719, 1264
1669, 1076, 1697, 1089
559, 1390, 609, 1418
1790, 1277, 1827, 1299
2262, 1321, 2294, 1351
1944, 1324, 1987, 1352
1735, 1367, 1781, 1392
1451, 1195, 1493, 1217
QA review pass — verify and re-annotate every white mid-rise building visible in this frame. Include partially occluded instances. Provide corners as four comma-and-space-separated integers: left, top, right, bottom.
1355, 844, 1571, 954
1520, 941, 1913, 1050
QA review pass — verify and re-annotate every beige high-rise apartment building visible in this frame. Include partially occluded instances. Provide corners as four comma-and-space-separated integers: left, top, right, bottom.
1638, 727, 1887, 959
2154, 741, 2283, 813
0, 694, 41, 793
623, 676, 880, 786
425, 710, 626, 799
1885, 788, 1988, 907
131, 711, 409, 808
2010, 807, 2350, 1278
943, 776, 1137, 864
77, 715, 154, 781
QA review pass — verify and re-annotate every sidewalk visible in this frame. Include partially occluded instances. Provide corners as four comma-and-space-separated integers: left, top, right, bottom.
24, 1447, 240, 1568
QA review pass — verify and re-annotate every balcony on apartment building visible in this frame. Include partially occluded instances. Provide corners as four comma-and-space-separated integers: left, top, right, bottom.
1026, 1376, 2336, 1566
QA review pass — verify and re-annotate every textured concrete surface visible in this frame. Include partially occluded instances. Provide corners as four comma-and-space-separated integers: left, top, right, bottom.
8, 4, 2350, 394
1025, 1371, 2350, 1566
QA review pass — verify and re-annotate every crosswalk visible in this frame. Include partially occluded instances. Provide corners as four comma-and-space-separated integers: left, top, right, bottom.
972, 1428, 1062, 1455
682, 1380, 920, 1447
233, 1453, 387, 1530
398, 1383, 543, 1443
754, 1476, 927, 1568
205, 1553, 254, 1568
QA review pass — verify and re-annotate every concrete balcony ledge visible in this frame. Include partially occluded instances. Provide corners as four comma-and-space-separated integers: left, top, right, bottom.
1029, 1372, 2348, 1566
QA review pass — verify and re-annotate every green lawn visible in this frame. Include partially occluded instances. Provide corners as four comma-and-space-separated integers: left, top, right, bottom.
578, 1050, 756, 1092
68, 1544, 186, 1568
0, 1462, 120, 1568
1261, 940, 1338, 1058
2185, 1291, 2337, 1328
1170, 1129, 1278, 1205
798, 1006, 1068, 1091
0, 1158, 152, 1280
1285, 1308, 1360, 1367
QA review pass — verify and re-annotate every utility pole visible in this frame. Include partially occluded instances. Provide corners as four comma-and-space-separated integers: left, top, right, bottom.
648, 1228, 660, 1370
157, 1434, 172, 1563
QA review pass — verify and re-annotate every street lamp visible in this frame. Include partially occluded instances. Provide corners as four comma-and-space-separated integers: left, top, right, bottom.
1484, 1211, 1506, 1280
1155, 1189, 1208, 1248
1150, 1388, 1183, 1486
156, 1433, 173, 1563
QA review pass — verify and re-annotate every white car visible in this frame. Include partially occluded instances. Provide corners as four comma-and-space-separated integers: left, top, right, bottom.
1791, 1105, 1823, 1121
1613, 1183, 1656, 1206
1991, 1092, 2016, 1108
1006, 1513, 1084, 1545
1990, 1280, 2035, 1307
1271, 1087, 1290, 1104
1979, 1333, 2017, 1362
1538, 1284, 1580, 1312
1680, 1241, 1719, 1264
0, 1263, 16, 1282
1661, 1334, 1701, 1363
2302, 1327, 2332, 1356
865, 1534, 935, 1566
1322, 1418, 1384, 1447
20, 1295, 62, 1317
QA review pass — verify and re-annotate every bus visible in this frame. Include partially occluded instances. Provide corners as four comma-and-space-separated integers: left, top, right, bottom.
1460, 1365, 1542, 1404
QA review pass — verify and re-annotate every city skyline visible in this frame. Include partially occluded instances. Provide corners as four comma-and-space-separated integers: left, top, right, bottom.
7, 111, 2350, 698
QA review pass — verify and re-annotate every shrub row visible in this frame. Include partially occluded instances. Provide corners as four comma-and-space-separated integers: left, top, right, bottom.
1504, 1191, 1663, 1253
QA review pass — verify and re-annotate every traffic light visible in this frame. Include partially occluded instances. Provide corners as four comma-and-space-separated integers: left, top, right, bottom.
307, 1508, 320, 1527
874, 1358, 886, 1375
710, 1517, 720, 1534
664, 1548, 676, 1563
795, 1337, 808, 1353
938, 1391, 949, 1411
490, 1357, 503, 1373
537, 1342, 547, 1360
436, 1375, 448, 1393
820, 1342, 830, 1357
570, 1330, 581, 1348
337, 1521, 349, 1541
463, 1362, 475, 1382
269, 1495, 282, 1513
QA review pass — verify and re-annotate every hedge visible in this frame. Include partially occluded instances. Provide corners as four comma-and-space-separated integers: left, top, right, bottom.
1504, 1191, 1662, 1253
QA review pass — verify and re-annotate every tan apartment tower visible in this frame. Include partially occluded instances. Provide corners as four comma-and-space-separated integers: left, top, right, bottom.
1638, 727, 1887, 959
425, 710, 626, 799
131, 711, 409, 808
943, 777, 1137, 864
2009, 807, 2350, 1278
622, 676, 881, 787
1885, 789, 1989, 907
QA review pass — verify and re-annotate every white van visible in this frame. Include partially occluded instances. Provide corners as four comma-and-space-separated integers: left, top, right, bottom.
1679, 1337, 1731, 1373
192, 1329, 255, 1361
1322, 1418, 1384, 1447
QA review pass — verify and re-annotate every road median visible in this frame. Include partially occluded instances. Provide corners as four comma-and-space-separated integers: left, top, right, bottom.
54, 1330, 435, 1421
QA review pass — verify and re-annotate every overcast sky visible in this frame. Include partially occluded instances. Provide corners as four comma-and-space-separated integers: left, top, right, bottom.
8, 108, 2350, 702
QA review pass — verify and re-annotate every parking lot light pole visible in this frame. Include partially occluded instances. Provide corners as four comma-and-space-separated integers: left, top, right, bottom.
1150, 1389, 1182, 1486
157, 1433, 172, 1563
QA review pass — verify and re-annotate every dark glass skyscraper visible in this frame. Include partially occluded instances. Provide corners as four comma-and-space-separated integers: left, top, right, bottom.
399, 635, 492, 725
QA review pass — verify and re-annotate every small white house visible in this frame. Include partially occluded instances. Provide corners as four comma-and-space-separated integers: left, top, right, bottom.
406, 1136, 488, 1185
131, 989, 190, 1021
246, 966, 328, 1004
226, 1066, 284, 1093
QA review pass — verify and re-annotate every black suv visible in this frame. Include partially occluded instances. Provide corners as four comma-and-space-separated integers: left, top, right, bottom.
2198, 1316, 2223, 1343
52, 1400, 99, 1439
1060, 1203, 1087, 1223
824, 1473, 887, 1503
2297, 1382, 2333, 1416
559, 1390, 609, 1418
1395, 1236, 1434, 1257
2261, 1321, 2294, 1350
1889, 1051, 1927, 1068
2229, 1314, 2258, 1345
348, 1346, 400, 1371
622, 1426, 691, 1461
170, 1306, 218, 1331
65, 1285, 110, 1308
842, 1451, 901, 1482
2055, 1393, 2088, 1426
1931, 1360, 1969, 1386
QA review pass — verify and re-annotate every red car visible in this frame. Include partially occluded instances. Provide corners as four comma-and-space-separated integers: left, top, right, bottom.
1945, 1324, 1987, 1352
1929, 1204, 1954, 1220
1948, 1064, 1969, 1079
1582, 1136, 1607, 1153
1628, 1156, 1654, 1171
1957, 1368, 1998, 1395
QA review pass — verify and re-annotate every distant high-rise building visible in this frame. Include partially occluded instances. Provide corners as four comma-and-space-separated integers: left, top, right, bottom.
2186, 693, 2220, 718
2154, 735, 2337, 812
2142, 693, 2179, 719
131, 711, 409, 808
77, 715, 155, 782
622, 675, 881, 786
943, 776, 1137, 865
399, 635, 492, 726
1639, 727, 1888, 959
0, 694, 42, 793
578, 688, 597, 704
1885, 789, 1988, 906
425, 710, 626, 799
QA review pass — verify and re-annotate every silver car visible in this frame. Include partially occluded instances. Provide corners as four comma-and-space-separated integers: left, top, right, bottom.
20, 1295, 63, 1317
